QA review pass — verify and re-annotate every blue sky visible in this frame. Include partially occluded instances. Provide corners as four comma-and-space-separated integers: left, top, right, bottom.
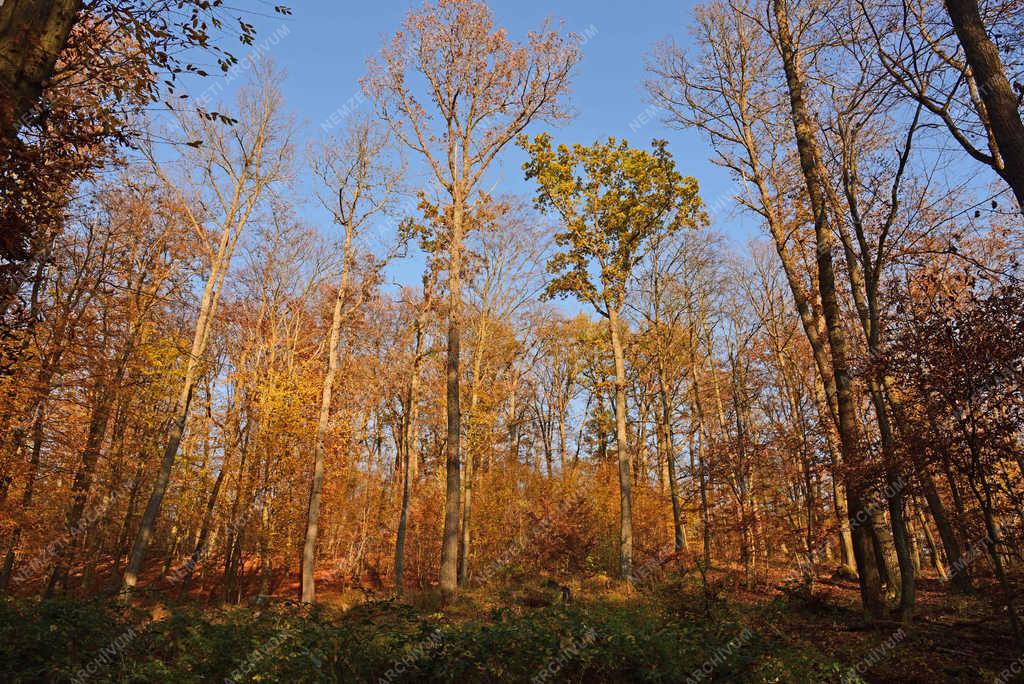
187, 0, 753, 287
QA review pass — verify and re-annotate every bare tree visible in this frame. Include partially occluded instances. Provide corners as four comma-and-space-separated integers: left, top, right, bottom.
646, 0, 862, 579
121, 61, 293, 595
860, 0, 1024, 212
364, 0, 578, 598
647, 0, 888, 619
300, 118, 403, 603
459, 199, 549, 586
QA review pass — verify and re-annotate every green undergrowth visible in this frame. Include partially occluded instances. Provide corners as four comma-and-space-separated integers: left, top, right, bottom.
0, 588, 856, 683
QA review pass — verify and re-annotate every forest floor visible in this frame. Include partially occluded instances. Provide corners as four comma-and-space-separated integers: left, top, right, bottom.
1, 562, 1021, 682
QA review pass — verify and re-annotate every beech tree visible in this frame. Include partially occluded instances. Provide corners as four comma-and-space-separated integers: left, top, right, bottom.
5, 3, 1024, 676
459, 199, 549, 586
122, 62, 293, 595
364, 0, 578, 597
300, 118, 402, 603
860, 0, 1024, 213
393, 274, 435, 593
0, 1, 288, 314
521, 134, 704, 577
890, 277, 1024, 640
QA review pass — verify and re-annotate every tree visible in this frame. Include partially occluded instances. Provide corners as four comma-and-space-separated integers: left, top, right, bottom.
889, 278, 1024, 640
646, 1, 864, 578
647, 0, 900, 621
121, 62, 292, 595
0, 0, 80, 141
394, 274, 435, 594
0, 0, 270, 140
631, 229, 721, 553
769, 0, 890, 621
0, 1, 287, 314
860, 0, 1024, 213
300, 118, 403, 603
458, 199, 549, 586
42, 179, 184, 596
942, 0, 1024, 212
0, 187, 151, 592
521, 134, 704, 577
364, 0, 579, 598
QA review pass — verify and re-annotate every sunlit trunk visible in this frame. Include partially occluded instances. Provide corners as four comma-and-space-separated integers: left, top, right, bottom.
607, 306, 633, 578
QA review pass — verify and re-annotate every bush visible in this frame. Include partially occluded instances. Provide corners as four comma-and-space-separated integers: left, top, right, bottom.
0, 595, 844, 683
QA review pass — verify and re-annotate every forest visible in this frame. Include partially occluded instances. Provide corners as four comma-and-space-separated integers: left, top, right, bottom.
1, 0, 1023, 681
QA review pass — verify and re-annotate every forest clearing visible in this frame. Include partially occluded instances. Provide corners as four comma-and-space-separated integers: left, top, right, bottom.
1, 0, 1023, 681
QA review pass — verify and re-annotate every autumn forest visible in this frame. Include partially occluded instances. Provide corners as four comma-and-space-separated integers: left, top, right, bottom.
1, 0, 1024, 682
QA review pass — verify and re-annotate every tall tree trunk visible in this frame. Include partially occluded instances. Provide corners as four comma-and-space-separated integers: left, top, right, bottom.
440, 199, 465, 599
122, 231, 231, 595
301, 241, 352, 603
813, 375, 857, 574
771, 0, 884, 621
870, 385, 916, 621
943, 0, 1024, 212
696, 430, 711, 562
657, 355, 685, 553
607, 307, 633, 578
689, 358, 713, 563
869, 508, 899, 590
459, 317, 488, 587
395, 288, 429, 594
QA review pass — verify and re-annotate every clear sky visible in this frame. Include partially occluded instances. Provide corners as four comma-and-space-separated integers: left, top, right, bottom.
187, 0, 754, 286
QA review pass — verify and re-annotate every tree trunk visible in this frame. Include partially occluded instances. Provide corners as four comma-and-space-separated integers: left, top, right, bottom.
115, 460, 144, 573
177, 452, 229, 599
914, 501, 946, 579
122, 229, 232, 595
657, 356, 686, 553
458, 317, 488, 587
869, 384, 916, 622
943, 0, 1024, 212
0, 0, 81, 138
395, 290, 428, 594
220, 422, 251, 602
771, 0, 884, 621
920, 473, 970, 591
689, 363, 712, 563
869, 508, 900, 592
257, 487, 272, 597
507, 375, 519, 464
301, 243, 352, 603
558, 410, 569, 475
812, 376, 857, 574
440, 198, 465, 599
607, 307, 633, 578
